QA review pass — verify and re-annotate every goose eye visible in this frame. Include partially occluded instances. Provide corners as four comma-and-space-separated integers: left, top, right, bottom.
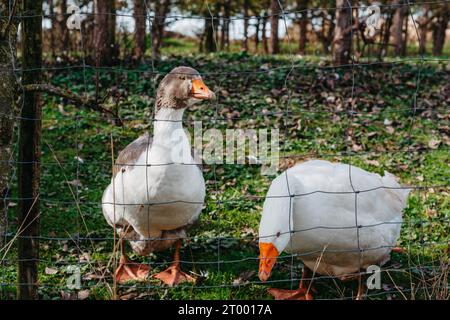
180, 76, 185, 80
276, 232, 281, 237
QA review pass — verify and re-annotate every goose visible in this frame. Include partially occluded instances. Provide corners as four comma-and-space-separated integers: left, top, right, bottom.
258, 160, 410, 299
102, 66, 215, 286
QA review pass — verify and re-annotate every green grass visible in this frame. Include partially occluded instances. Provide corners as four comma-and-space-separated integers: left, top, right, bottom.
157, 34, 450, 58
1, 52, 449, 300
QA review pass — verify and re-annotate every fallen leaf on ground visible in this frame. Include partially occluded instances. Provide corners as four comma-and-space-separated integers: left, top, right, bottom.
120, 292, 138, 300
428, 139, 441, 149
386, 126, 395, 134
60, 291, 77, 300
45, 267, 58, 275
67, 179, 82, 187
233, 270, 255, 286
78, 289, 90, 300
366, 159, 380, 166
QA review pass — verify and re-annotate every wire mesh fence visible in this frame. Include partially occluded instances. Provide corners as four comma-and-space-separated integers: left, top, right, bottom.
0, 0, 449, 300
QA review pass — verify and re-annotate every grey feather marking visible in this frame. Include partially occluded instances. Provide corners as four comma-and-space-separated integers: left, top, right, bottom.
113, 131, 201, 176
113, 132, 152, 178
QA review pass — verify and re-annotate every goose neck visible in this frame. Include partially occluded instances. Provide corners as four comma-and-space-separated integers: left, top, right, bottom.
153, 108, 185, 138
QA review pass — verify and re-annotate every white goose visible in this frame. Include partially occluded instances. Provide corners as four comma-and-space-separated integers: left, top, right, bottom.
102, 66, 215, 285
258, 160, 410, 299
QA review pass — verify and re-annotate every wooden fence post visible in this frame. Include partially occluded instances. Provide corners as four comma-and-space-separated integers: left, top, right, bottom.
0, 1, 17, 251
18, 0, 42, 300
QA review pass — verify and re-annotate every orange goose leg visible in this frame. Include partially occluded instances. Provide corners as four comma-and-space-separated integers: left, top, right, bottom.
268, 267, 316, 300
355, 275, 366, 300
115, 240, 150, 283
153, 240, 195, 287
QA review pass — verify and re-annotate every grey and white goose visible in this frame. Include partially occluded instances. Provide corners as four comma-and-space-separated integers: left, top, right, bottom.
102, 66, 215, 285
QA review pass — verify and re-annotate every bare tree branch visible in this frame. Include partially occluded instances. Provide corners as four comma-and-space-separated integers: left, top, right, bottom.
22, 83, 122, 125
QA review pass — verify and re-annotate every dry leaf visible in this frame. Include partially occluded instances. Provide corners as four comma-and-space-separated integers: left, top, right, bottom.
45, 267, 58, 275
386, 126, 395, 134
220, 89, 229, 98
366, 159, 380, 166
260, 63, 270, 71
428, 138, 441, 149
271, 88, 282, 96
74, 156, 84, 164
78, 289, 90, 300
232, 270, 255, 286
384, 118, 393, 125
120, 292, 138, 300
137, 292, 154, 299
81, 252, 91, 262
60, 291, 77, 300
425, 208, 437, 217
83, 272, 105, 281
67, 179, 82, 187
58, 104, 69, 116
352, 144, 363, 152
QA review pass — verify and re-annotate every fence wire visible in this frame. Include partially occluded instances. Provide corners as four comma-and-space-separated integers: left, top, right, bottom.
0, 0, 449, 300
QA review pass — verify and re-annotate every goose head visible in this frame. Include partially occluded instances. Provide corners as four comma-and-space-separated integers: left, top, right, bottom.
155, 66, 215, 112
258, 175, 294, 282
258, 213, 292, 282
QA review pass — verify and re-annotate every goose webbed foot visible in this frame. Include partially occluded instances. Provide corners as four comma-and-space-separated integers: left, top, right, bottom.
115, 254, 150, 284
153, 264, 195, 287
267, 287, 314, 300
153, 239, 195, 287
267, 267, 316, 300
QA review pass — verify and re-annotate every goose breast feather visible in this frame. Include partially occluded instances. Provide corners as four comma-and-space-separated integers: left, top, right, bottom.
102, 132, 205, 253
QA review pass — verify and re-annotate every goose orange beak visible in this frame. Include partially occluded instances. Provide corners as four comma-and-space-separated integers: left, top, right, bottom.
259, 242, 279, 282
191, 78, 215, 100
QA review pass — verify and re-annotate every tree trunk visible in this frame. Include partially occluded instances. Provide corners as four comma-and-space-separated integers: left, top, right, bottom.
378, 5, 394, 60
18, 0, 42, 300
298, 0, 308, 54
332, 0, 352, 65
254, 16, 261, 51
49, 0, 55, 59
0, 0, 18, 249
81, 14, 95, 62
214, 2, 220, 50
418, 4, 429, 55
432, 3, 449, 56
204, 17, 217, 53
133, 0, 147, 61
316, 9, 335, 55
223, 1, 230, 50
57, 0, 68, 52
242, 0, 249, 51
392, 0, 407, 56
94, 0, 116, 66
203, 3, 219, 54
262, 12, 269, 54
270, 0, 279, 54
220, 7, 226, 50
325, 14, 335, 54
109, 0, 118, 59
151, 0, 171, 57
402, 11, 408, 56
